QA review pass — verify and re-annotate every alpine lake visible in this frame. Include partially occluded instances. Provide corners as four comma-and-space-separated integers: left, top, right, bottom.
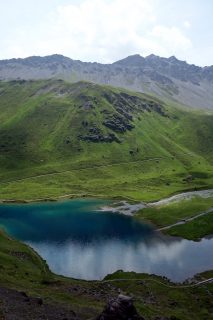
0, 199, 212, 282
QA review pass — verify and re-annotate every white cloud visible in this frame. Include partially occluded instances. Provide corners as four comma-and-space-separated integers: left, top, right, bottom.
41, 0, 157, 62
148, 25, 192, 56
183, 21, 191, 28
0, 0, 193, 63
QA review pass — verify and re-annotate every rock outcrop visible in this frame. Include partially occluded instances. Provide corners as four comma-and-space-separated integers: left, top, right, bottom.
96, 294, 145, 320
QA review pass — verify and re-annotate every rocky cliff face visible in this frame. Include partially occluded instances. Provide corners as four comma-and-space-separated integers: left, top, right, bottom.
0, 54, 213, 110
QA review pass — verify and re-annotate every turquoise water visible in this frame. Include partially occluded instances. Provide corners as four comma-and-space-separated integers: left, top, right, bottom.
0, 199, 212, 281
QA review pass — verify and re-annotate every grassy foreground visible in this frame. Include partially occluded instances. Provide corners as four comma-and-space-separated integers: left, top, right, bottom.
0, 229, 212, 320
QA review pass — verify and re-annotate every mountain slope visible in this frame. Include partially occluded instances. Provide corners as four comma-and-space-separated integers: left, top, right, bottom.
0, 54, 213, 110
0, 79, 212, 201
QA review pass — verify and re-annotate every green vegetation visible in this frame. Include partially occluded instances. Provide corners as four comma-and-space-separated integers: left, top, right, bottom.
136, 196, 213, 240
104, 270, 213, 320
0, 229, 104, 318
0, 229, 212, 319
0, 79, 212, 202
0, 229, 52, 288
137, 197, 213, 227
167, 213, 213, 240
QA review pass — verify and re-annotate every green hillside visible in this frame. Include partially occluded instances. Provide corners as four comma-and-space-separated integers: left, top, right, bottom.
0, 228, 212, 319
0, 79, 212, 201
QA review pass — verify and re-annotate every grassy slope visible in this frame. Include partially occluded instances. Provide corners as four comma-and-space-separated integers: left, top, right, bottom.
136, 196, 213, 240
0, 79, 212, 202
0, 230, 212, 320
167, 213, 213, 240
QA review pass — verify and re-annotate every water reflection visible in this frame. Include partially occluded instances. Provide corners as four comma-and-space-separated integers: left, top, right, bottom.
27, 237, 213, 281
0, 199, 212, 282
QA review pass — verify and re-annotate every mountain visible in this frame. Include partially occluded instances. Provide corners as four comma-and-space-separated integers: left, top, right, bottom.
0, 79, 212, 201
0, 54, 213, 110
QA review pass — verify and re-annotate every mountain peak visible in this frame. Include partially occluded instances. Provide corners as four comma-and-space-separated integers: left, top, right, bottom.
145, 54, 159, 60
114, 54, 145, 66
168, 55, 178, 62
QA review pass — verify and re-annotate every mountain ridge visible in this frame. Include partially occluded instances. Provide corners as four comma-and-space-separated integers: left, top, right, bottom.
1, 53, 212, 67
0, 53, 213, 110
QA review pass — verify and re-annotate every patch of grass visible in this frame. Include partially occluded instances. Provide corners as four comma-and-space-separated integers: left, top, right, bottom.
0, 229, 52, 291
167, 213, 213, 240
104, 270, 213, 320
136, 196, 213, 239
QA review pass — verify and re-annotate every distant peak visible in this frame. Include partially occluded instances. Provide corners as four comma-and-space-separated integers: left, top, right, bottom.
114, 54, 145, 66
130, 54, 142, 58
168, 55, 178, 62
146, 54, 159, 60
145, 54, 185, 65
22, 54, 72, 63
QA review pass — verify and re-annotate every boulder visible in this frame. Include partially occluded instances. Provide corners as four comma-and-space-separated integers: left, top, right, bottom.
96, 294, 145, 320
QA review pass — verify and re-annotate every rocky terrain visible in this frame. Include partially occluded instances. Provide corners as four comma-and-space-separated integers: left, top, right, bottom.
0, 54, 213, 110
96, 294, 144, 320
0, 287, 78, 320
0, 288, 145, 320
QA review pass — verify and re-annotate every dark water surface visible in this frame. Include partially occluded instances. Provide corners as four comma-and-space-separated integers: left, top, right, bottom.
0, 199, 212, 282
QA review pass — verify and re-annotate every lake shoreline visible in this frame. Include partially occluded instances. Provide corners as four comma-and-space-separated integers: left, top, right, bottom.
0, 222, 213, 284
1, 188, 213, 205
1, 189, 213, 241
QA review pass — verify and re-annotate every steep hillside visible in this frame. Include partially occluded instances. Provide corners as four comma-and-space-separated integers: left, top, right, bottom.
0, 54, 213, 110
0, 79, 212, 201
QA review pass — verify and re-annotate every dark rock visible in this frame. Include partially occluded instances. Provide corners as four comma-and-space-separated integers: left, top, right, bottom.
83, 101, 94, 109
89, 127, 101, 134
182, 175, 194, 182
20, 291, 28, 298
96, 294, 145, 320
103, 114, 134, 133
31, 297, 43, 305
103, 119, 126, 132
102, 92, 116, 104
82, 120, 88, 127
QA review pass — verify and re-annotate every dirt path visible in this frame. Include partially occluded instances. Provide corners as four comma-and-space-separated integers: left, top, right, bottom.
100, 277, 213, 289
157, 207, 213, 231
0, 157, 164, 185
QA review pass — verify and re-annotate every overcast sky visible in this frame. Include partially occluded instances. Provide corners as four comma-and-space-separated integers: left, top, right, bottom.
1, 0, 212, 66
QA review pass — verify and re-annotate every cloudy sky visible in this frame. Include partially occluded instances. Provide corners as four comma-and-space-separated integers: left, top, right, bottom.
1, 0, 212, 66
